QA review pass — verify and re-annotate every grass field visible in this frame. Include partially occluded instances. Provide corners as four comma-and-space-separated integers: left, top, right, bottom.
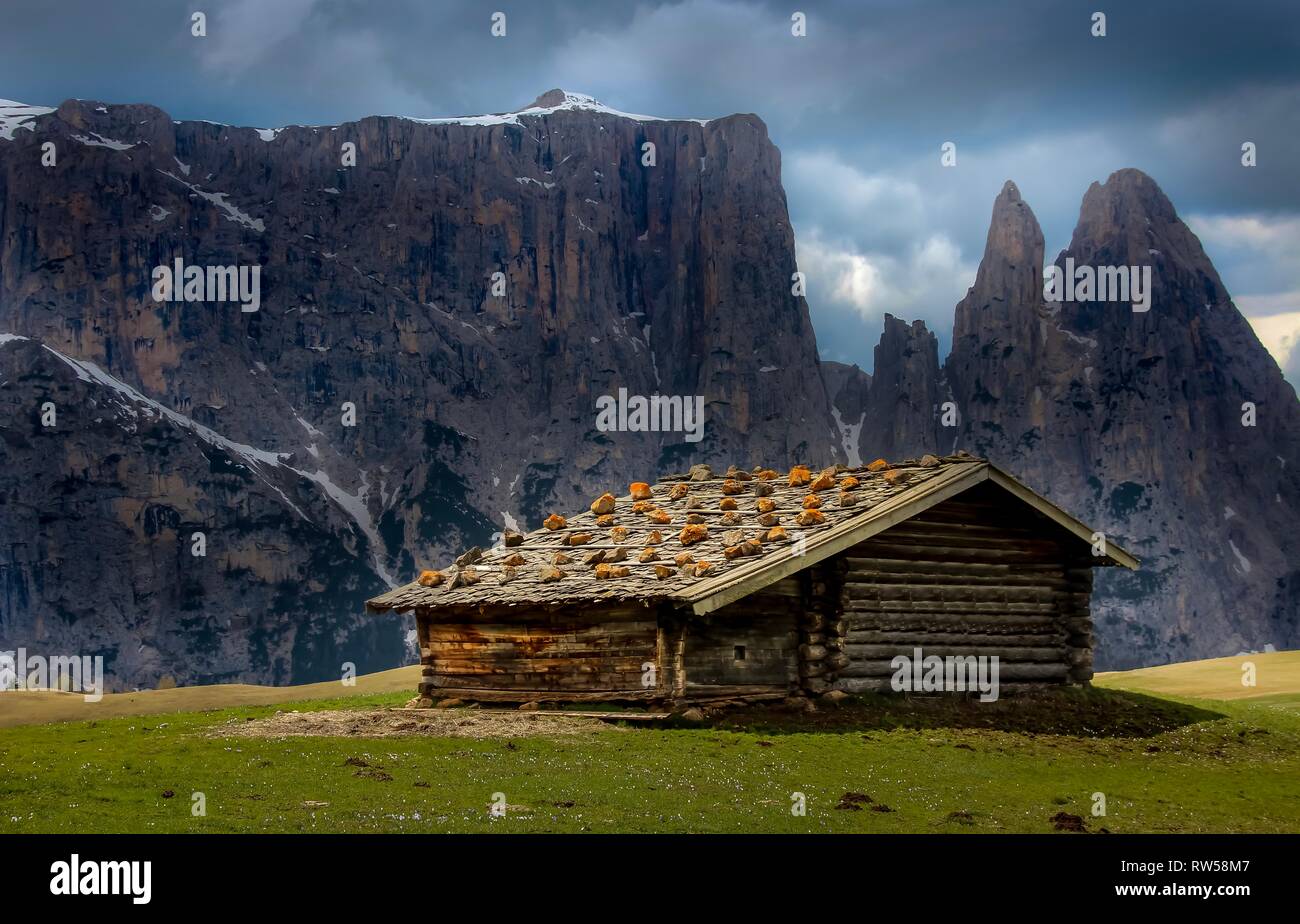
1, 653, 1297, 833
0, 665, 424, 729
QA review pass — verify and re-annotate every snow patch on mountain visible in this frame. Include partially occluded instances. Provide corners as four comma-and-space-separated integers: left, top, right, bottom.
408, 90, 711, 128
0, 99, 55, 141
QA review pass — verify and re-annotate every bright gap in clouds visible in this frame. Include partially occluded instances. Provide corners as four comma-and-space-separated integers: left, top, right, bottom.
1241, 306, 1300, 383
787, 150, 977, 369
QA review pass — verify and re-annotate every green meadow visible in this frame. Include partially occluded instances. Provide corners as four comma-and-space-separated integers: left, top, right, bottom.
1, 653, 1297, 834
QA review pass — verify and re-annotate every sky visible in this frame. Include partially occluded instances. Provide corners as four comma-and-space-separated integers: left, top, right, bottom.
2, 0, 1298, 385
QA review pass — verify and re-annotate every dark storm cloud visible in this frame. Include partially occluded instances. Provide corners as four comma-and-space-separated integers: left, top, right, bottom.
1, 0, 1297, 378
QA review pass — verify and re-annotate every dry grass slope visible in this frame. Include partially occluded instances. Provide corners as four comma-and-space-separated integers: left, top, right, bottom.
1095, 650, 1300, 701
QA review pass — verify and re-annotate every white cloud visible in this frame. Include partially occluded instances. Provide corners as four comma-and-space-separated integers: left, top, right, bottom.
1245, 310, 1300, 379
785, 149, 976, 361
1236, 291, 1300, 316
796, 227, 974, 326
786, 151, 926, 250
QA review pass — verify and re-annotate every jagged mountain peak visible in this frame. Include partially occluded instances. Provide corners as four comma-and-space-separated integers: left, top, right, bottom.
880, 312, 935, 338
817, 168, 1298, 672
987, 178, 1043, 252
1071, 168, 1182, 257
953, 179, 1046, 340
1082, 167, 1172, 208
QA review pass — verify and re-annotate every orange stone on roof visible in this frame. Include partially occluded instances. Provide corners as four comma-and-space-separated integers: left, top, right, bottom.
810, 470, 836, 491
629, 482, 653, 500
590, 493, 616, 515
679, 523, 709, 546
543, 514, 567, 530
867, 458, 890, 472
417, 569, 443, 587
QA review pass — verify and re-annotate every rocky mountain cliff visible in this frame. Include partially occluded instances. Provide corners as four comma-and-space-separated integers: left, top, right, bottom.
826, 171, 1300, 667
0, 90, 841, 688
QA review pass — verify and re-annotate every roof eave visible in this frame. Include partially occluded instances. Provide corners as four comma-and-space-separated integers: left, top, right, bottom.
983, 466, 1140, 570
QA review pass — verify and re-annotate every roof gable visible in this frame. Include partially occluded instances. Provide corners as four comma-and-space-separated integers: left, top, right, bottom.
685, 463, 1138, 616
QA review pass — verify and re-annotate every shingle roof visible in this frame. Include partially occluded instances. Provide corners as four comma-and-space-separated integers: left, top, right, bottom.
366, 453, 988, 613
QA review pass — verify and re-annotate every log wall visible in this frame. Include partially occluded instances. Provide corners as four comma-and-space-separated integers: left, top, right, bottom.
416, 603, 658, 696
411, 482, 1098, 703
826, 483, 1095, 694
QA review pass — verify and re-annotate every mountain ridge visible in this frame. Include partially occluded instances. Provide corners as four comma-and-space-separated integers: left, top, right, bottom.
0, 90, 841, 688
827, 168, 1300, 667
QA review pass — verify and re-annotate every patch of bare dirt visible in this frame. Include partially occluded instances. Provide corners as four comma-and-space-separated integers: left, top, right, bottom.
211, 708, 614, 740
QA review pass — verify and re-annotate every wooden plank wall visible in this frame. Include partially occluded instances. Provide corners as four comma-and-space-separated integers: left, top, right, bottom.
829, 483, 1095, 693
684, 578, 800, 691
416, 604, 657, 694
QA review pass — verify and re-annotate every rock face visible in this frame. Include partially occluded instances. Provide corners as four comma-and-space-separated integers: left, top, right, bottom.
830, 170, 1300, 667
821, 361, 870, 467
0, 335, 407, 685
0, 90, 841, 688
862, 314, 946, 461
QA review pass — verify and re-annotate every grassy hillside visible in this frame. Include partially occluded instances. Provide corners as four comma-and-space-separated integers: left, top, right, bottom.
1095, 650, 1300, 701
0, 654, 1296, 834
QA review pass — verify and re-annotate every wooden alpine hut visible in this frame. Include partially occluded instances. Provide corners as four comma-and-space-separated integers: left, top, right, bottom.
366, 453, 1137, 705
